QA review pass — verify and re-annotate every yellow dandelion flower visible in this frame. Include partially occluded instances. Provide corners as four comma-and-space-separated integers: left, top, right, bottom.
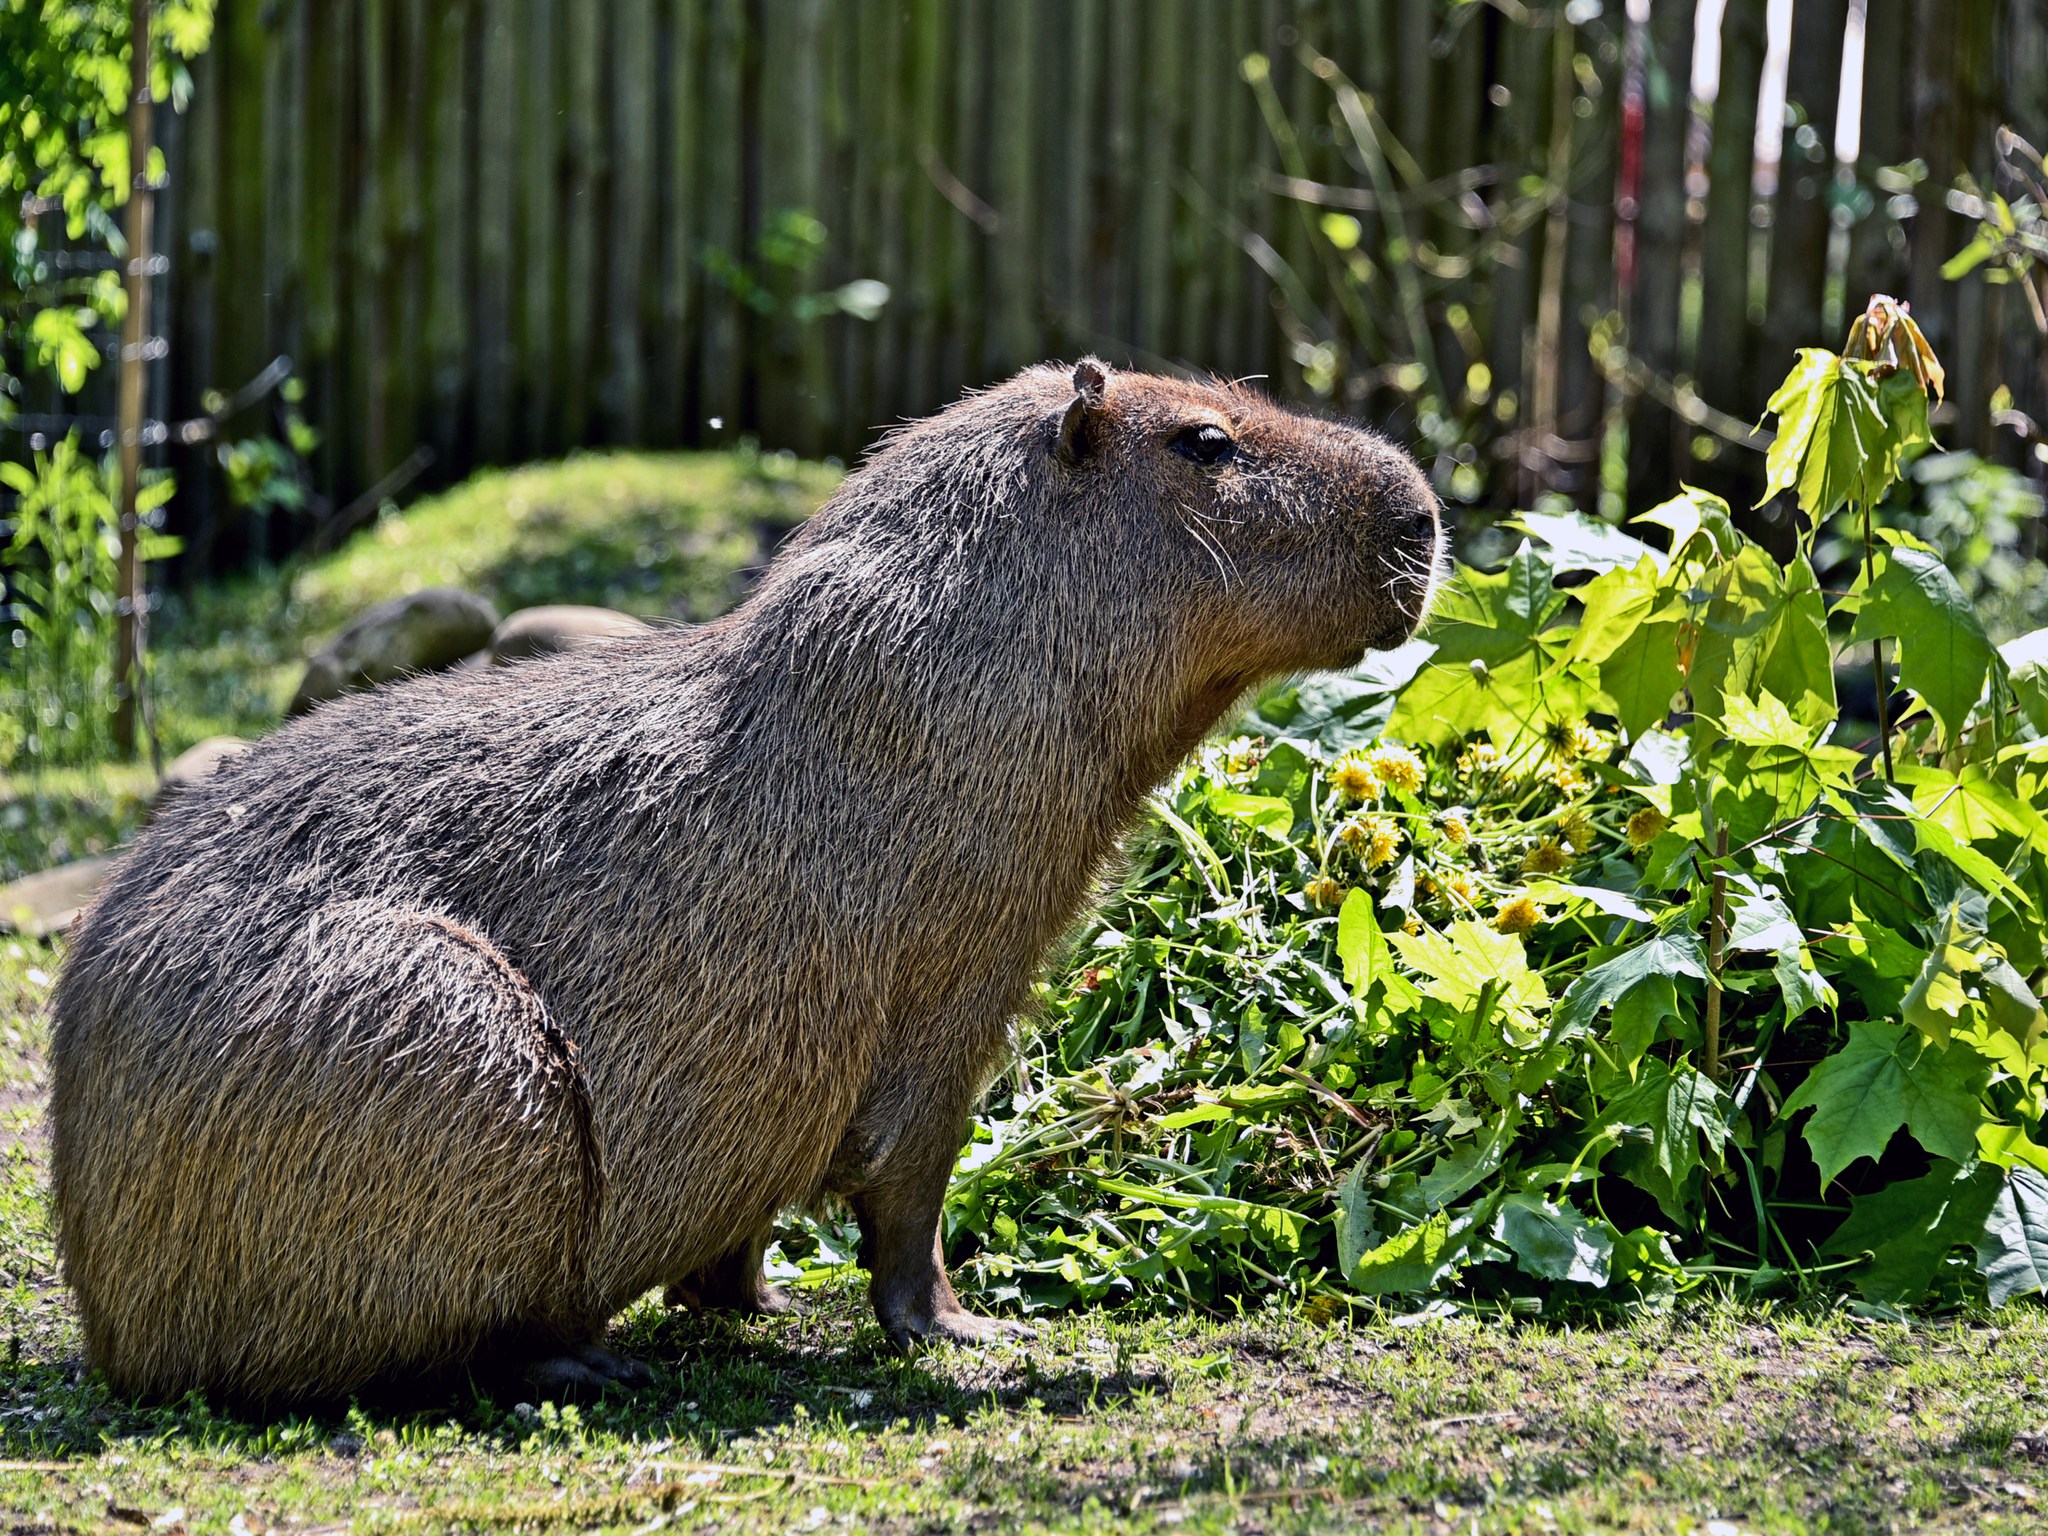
1329, 756, 1381, 801
1625, 805, 1671, 848
1416, 874, 1440, 899
1337, 818, 1370, 850
1456, 741, 1501, 779
1305, 875, 1346, 908
1559, 810, 1595, 853
1363, 815, 1403, 868
1571, 720, 1608, 760
1552, 760, 1590, 796
1494, 894, 1544, 934
1442, 870, 1478, 908
1367, 742, 1426, 796
1440, 810, 1472, 846
1403, 916, 1424, 936
1522, 838, 1570, 876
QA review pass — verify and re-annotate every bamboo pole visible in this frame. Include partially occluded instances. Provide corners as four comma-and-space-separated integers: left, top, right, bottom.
114, 0, 155, 760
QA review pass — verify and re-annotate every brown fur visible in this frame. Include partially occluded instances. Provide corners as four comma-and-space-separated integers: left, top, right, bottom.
50, 361, 1439, 1405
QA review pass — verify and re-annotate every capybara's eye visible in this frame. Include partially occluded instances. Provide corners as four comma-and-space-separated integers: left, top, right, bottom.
1172, 423, 1236, 467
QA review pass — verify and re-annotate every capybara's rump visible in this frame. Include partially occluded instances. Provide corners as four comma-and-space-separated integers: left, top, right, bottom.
51, 900, 601, 1404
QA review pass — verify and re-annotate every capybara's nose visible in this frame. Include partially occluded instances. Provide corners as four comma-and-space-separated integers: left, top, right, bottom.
1373, 452, 1441, 546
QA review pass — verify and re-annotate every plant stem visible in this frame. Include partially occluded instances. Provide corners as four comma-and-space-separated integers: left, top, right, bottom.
1704, 825, 1729, 1084
1863, 497, 1895, 780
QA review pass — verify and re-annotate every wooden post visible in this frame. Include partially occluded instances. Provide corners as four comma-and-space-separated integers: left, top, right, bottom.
114, 0, 155, 759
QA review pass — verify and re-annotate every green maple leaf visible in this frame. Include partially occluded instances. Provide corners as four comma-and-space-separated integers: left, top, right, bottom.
1388, 542, 1572, 746
1389, 919, 1548, 1035
1762, 352, 1927, 523
1553, 931, 1708, 1037
1844, 543, 1997, 745
1600, 1060, 1732, 1223
1780, 1020, 1990, 1183
1688, 546, 1836, 743
1570, 556, 1687, 738
1822, 1160, 2002, 1304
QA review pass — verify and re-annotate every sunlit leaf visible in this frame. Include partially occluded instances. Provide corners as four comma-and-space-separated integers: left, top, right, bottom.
1844, 543, 1998, 746
1780, 1020, 1990, 1183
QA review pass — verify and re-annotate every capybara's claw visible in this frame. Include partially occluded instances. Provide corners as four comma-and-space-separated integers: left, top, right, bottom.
663, 1278, 806, 1318
888, 1308, 1036, 1352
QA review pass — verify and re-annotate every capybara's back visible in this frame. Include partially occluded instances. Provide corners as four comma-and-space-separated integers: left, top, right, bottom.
52, 361, 1439, 1405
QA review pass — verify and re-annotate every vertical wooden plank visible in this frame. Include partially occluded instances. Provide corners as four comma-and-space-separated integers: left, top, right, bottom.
940, 0, 987, 396
1761, 0, 1848, 357
1484, 8, 1546, 436
263, 0, 307, 492
1625, 0, 1698, 507
904, 0, 947, 415
1842, 0, 1907, 321
1061, 0, 1100, 359
1105, 0, 1138, 352
515, 0, 557, 454
374, 0, 428, 488
601, 0, 654, 443
300, 0, 346, 503
422, 0, 473, 470
556, 0, 603, 447
990, 0, 1037, 373
1555, 12, 1620, 508
474, 0, 517, 463
1137, 2, 1179, 368
847, 0, 891, 428
653, 0, 700, 445
1693, 0, 1768, 499
217, 0, 270, 419
355, 0, 389, 500
171, 19, 221, 563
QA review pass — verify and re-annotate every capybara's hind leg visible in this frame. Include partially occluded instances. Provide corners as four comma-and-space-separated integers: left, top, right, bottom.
52, 900, 610, 1404
663, 1225, 803, 1317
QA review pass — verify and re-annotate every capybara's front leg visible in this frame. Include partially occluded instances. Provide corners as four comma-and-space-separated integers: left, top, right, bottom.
663, 1225, 802, 1317
840, 1105, 1033, 1351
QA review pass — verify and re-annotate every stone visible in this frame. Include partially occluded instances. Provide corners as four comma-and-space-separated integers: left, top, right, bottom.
0, 854, 116, 938
287, 588, 500, 716
490, 604, 653, 666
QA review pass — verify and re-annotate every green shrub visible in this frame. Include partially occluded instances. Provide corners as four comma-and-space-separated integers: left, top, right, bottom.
912, 305, 2048, 1318
0, 436, 174, 768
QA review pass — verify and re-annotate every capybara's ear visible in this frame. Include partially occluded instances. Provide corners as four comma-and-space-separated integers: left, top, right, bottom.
1056, 358, 1111, 466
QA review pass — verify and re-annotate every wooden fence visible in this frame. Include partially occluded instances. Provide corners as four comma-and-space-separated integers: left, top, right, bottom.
154, 0, 2048, 568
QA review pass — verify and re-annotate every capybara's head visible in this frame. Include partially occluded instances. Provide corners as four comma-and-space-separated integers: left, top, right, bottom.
783, 357, 1440, 715
1038, 358, 1441, 674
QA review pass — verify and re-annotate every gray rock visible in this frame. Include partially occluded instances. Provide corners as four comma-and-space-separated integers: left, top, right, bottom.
287, 588, 500, 716
0, 855, 115, 938
490, 605, 653, 666
155, 736, 254, 806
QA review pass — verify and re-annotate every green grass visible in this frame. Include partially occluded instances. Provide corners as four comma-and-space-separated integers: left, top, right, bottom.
1, 448, 839, 880
3, 946, 2047, 1533
6, 454, 2048, 1531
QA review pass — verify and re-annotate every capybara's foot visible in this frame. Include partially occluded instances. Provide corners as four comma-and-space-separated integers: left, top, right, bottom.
522, 1343, 656, 1401
662, 1231, 804, 1318
882, 1303, 1036, 1352
663, 1276, 806, 1318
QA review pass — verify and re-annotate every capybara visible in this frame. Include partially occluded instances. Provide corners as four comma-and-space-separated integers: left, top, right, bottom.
51, 360, 1441, 1405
